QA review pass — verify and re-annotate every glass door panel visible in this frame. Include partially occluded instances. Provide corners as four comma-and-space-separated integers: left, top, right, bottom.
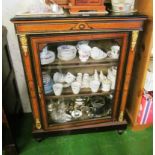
39, 37, 123, 125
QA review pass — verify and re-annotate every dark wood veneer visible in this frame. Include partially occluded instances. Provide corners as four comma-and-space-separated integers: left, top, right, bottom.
11, 13, 147, 138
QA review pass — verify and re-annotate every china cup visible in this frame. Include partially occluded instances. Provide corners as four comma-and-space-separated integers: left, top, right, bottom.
101, 79, 111, 92
64, 72, 76, 84
53, 72, 64, 83
53, 83, 63, 96
89, 80, 100, 93
71, 81, 81, 94
78, 44, 91, 62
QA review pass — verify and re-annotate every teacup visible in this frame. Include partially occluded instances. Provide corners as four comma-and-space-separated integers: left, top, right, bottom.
53, 83, 63, 96
71, 81, 81, 94
79, 55, 89, 62
101, 79, 111, 92
89, 80, 100, 93
53, 72, 64, 83
64, 72, 76, 84
78, 44, 91, 62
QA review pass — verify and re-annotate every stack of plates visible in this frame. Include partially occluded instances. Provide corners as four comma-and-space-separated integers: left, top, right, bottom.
42, 73, 53, 94
57, 45, 77, 61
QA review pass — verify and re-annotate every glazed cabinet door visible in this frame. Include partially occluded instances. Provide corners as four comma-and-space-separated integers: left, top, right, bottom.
28, 32, 129, 131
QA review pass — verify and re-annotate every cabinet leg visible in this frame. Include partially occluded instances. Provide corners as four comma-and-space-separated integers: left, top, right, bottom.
117, 130, 125, 135
34, 137, 45, 142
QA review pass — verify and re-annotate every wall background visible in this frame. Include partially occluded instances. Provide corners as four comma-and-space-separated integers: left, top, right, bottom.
2, 0, 41, 112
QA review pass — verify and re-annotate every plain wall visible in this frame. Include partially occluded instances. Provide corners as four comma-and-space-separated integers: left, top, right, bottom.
2, 0, 40, 112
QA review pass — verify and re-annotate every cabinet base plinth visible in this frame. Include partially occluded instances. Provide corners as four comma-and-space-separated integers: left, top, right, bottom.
32, 120, 127, 139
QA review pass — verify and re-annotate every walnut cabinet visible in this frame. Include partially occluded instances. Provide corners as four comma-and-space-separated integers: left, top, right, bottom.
11, 13, 147, 138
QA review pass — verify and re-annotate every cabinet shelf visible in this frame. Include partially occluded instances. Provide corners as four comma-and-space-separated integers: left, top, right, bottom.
41, 57, 118, 70
45, 89, 114, 99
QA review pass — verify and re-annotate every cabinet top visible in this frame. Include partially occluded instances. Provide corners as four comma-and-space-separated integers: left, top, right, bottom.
11, 11, 147, 34
11, 12, 147, 22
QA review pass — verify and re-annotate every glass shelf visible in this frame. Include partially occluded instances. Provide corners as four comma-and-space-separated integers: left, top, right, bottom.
41, 57, 118, 70
45, 89, 114, 99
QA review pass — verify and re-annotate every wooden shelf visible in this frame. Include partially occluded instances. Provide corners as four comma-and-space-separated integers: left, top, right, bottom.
45, 89, 114, 99
41, 57, 118, 70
